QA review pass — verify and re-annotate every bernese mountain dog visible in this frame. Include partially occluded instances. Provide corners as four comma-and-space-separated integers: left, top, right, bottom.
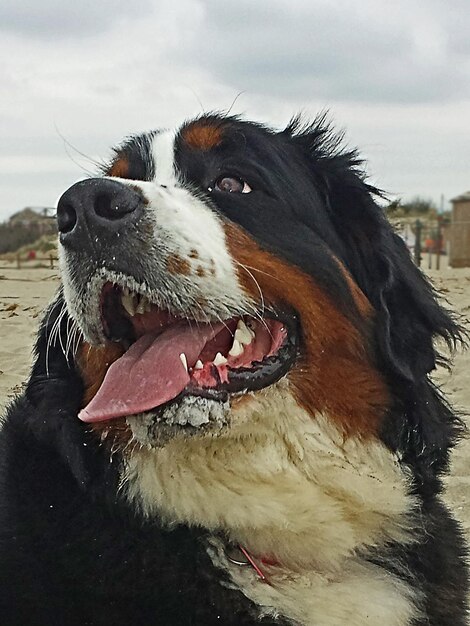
0, 113, 468, 625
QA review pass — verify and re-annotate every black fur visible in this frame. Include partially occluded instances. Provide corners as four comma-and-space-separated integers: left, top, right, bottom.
0, 301, 286, 626
0, 113, 468, 624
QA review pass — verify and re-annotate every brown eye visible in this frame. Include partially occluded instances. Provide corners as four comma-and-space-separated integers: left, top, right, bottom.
212, 176, 252, 194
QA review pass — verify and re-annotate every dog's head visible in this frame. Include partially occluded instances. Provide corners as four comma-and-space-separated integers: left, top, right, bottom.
29, 114, 461, 512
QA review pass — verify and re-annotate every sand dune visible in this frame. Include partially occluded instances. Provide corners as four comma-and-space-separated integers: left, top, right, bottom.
0, 262, 60, 409
0, 260, 469, 535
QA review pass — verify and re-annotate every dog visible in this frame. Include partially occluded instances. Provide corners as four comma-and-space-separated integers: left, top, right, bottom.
0, 113, 468, 625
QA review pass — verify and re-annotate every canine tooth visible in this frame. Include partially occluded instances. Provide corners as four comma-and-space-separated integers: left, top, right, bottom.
121, 292, 136, 316
194, 360, 203, 370
123, 287, 130, 296
179, 353, 188, 372
136, 295, 148, 315
228, 339, 244, 357
234, 328, 250, 345
235, 319, 254, 345
213, 352, 228, 366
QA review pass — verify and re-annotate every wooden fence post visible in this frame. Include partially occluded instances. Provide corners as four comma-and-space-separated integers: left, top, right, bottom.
414, 219, 422, 266
436, 216, 442, 271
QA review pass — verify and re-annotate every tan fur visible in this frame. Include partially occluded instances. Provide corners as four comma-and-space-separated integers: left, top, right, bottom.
224, 222, 389, 438
122, 381, 421, 623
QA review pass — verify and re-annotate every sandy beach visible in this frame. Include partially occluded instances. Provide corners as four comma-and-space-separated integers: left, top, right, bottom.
0, 259, 469, 536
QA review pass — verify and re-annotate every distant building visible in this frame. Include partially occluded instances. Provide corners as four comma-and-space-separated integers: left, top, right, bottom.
8, 207, 56, 234
449, 192, 470, 267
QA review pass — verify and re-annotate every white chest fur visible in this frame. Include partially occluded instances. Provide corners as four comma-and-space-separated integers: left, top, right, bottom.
123, 383, 422, 625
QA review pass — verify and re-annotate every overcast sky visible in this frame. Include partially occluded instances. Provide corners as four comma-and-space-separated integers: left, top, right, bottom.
1, 0, 469, 220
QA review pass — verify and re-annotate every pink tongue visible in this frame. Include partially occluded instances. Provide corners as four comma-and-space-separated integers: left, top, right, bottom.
78, 322, 223, 423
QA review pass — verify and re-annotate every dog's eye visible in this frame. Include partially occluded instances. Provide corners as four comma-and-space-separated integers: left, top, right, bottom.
210, 176, 252, 194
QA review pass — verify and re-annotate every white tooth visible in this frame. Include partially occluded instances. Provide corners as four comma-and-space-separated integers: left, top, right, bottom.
234, 328, 250, 345
121, 292, 136, 316
179, 353, 188, 372
235, 319, 254, 345
213, 352, 228, 366
145, 298, 152, 312
228, 339, 244, 357
194, 360, 203, 370
136, 295, 148, 315
123, 287, 130, 296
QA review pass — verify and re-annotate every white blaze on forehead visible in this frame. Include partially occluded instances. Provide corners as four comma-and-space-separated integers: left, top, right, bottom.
152, 130, 178, 186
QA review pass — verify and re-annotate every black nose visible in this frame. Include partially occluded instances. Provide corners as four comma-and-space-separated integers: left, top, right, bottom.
56, 178, 144, 246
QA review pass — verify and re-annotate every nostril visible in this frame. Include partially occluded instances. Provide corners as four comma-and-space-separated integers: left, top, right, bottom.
94, 193, 116, 220
57, 203, 77, 234
94, 191, 140, 220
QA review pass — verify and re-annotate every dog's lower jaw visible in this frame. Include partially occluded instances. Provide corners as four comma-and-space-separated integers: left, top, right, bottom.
125, 396, 231, 448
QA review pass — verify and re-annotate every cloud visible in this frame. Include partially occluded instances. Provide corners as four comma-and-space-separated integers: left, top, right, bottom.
0, 0, 154, 38
187, 0, 470, 104
0, 0, 469, 219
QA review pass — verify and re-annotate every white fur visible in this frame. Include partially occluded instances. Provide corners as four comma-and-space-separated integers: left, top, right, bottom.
147, 184, 247, 308
123, 381, 421, 624
152, 130, 177, 186
209, 539, 420, 626
148, 129, 249, 312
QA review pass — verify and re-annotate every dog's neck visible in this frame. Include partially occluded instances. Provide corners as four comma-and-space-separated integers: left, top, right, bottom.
121, 387, 421, 625
122, 387, 417, 573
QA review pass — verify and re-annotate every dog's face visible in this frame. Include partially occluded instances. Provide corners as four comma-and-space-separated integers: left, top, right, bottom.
52, 113, 459, 549
57, 114, 389, 451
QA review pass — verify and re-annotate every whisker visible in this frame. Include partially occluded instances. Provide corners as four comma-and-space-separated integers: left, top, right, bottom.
234, 262, 273, 338
46, 301, 67, 376
235, 264, 281, 282
54, 122, 104, 170
57, 310, 68, 363
226, 90, 246, 116
65, 315, 75, 361
236, 262, 265, 314
72, 324, 83, 358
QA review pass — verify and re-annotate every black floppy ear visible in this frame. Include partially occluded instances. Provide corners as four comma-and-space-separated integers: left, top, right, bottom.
287, 115, 465, 489
326, 182, 461, 382
286, 115, 462, 383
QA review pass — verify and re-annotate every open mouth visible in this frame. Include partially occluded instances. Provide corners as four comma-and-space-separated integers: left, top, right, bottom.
78, 282, 299, 424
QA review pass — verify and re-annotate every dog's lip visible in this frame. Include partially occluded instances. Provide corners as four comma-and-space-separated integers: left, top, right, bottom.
78, 283, 299, 424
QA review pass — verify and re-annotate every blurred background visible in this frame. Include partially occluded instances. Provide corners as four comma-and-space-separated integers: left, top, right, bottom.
1, 0, 469, 266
